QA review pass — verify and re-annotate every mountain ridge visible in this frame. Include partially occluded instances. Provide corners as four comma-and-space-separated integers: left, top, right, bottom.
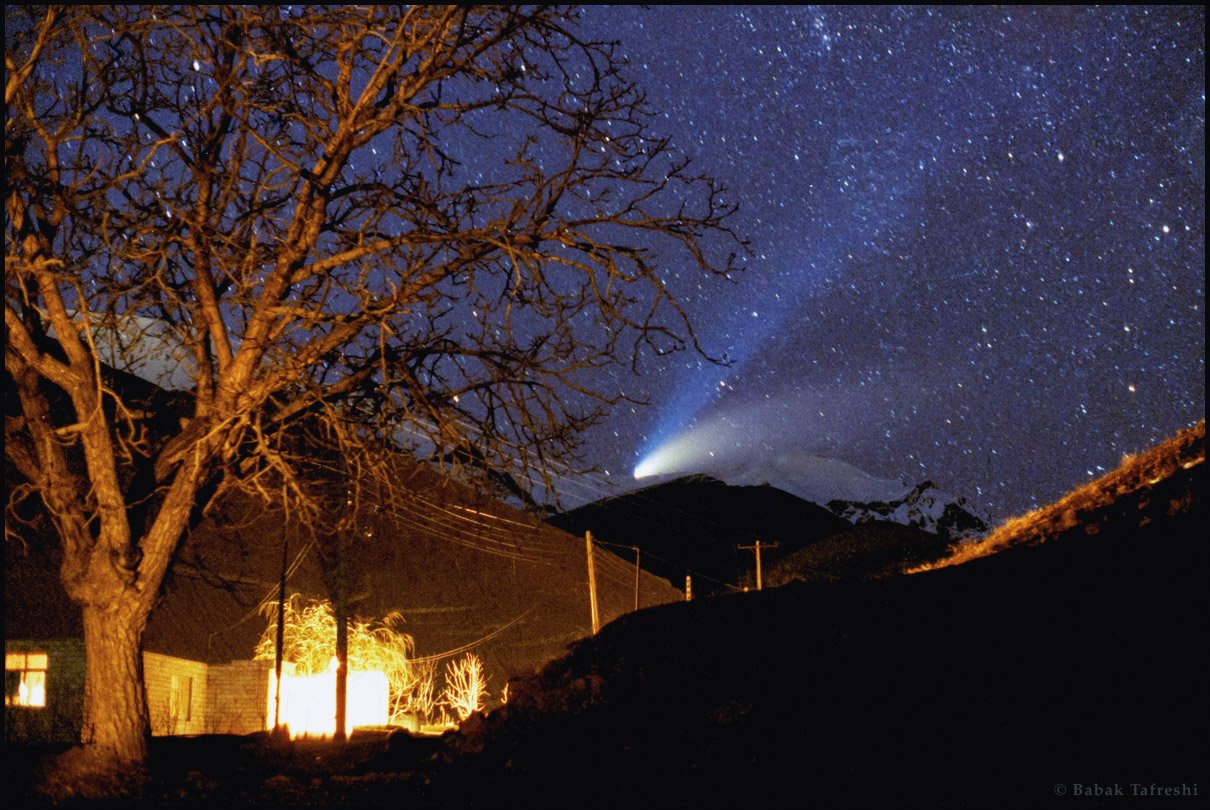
549, 475, 852, 595
436, 420, 1207, 807
829, 479, 988, 540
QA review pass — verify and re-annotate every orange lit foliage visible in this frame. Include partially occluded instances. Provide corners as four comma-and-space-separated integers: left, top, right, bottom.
256, 595, 420, 724
441, 653, 488, 721
406, 660, 439, 723
267, 663, 388, 738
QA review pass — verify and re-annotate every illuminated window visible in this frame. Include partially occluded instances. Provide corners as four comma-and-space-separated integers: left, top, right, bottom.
5, 652, 48, 708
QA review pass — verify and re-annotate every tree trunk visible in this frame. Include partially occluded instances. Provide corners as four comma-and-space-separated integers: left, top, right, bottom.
80, 602, 150, 766
272, 519, 289, 737
334, 595, 348, 741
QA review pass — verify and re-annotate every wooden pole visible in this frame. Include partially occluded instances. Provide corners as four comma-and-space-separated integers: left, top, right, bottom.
334, 599, 348, 741
333, 525, 350, 742
738, 539, 779, 591
685, 575, 693, 601
586, 531, 600, 634
632, 546, 641, 611
756, 540, 763, 591
273, 520, 288, 735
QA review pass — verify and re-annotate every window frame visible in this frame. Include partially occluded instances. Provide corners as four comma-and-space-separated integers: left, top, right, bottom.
4, 651, 49, 709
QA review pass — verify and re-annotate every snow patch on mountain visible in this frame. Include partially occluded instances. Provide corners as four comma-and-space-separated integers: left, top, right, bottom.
700, 451, 987, 541
828, 481, 988, 541
705, 451, 909, 505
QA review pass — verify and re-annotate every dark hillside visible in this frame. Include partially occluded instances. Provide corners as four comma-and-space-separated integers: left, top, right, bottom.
437, 427, 1206, 807
765, 519, 951, 585
550, 475, 851, 595
921, 420, 1204, 570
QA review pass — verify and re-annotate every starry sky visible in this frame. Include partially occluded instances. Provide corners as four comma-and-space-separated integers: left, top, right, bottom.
11, 6, 1201, 525
554, 5, 1205, 520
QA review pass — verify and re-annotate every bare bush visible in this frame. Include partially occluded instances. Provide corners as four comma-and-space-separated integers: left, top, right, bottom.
440, 652, 488, 722
405, 660, 439, 725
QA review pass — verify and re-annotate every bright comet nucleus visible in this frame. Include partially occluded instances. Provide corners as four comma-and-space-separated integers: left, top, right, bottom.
633, 454, 666, 479
633, 424, 730, 479
631, 387, 866, 482
633, 443, 692, 479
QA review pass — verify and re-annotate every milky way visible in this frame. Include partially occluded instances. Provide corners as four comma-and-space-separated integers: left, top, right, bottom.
556, 6, 1205, 521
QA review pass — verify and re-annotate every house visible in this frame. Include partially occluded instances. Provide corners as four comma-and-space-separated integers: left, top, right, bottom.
5, 460, 681, 743
4, 640, 277, 742
5, 538, 283, 741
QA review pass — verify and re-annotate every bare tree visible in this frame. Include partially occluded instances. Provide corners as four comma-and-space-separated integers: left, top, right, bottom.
4, 5, 740, 772
440, 652, 489, 722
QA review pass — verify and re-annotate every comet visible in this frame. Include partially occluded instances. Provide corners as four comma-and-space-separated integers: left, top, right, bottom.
633, 385, 866, 482
633, 411, 752, 479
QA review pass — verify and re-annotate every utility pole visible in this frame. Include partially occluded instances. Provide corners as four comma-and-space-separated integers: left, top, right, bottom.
333, 543, 349, 742
737, 539, 779, 591
273, 519, 288, 737
632, 546, 641, 611
586, 531, 600, 634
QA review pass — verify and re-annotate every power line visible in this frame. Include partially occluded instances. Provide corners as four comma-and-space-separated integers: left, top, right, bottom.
408, 604, 539, 666
592, 537, 741, 593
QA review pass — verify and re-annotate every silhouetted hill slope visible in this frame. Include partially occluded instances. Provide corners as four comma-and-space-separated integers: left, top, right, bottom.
765, 519, 951, 585
549, 475, 851, 595
435, 425, 1206, 807
920, 419, 1204, 571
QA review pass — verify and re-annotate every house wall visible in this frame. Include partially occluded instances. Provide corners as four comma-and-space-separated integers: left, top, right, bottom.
6, 640, 223, 742
7, 643, 346, 742
3, 638, 86, 744
143, 651, 209, 736
204, 659, 273, 735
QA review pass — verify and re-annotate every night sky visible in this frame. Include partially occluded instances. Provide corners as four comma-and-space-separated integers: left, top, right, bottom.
12, 7, 1202, 525
555, 5, 1205, 520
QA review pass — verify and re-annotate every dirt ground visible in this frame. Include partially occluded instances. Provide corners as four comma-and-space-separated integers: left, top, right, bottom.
5, 731, 453, 806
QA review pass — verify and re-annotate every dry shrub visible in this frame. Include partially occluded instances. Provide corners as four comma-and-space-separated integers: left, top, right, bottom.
255, 594, 420, 724
406, 659, 439, 723
440, 653, 488, 721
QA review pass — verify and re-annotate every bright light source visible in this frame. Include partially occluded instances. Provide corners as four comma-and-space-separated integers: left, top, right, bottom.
15, 673, 46, 707
267, 663, 388, 738
5, 652, 47, 708
634, 455, 662, 478
255, 595, 421, 725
